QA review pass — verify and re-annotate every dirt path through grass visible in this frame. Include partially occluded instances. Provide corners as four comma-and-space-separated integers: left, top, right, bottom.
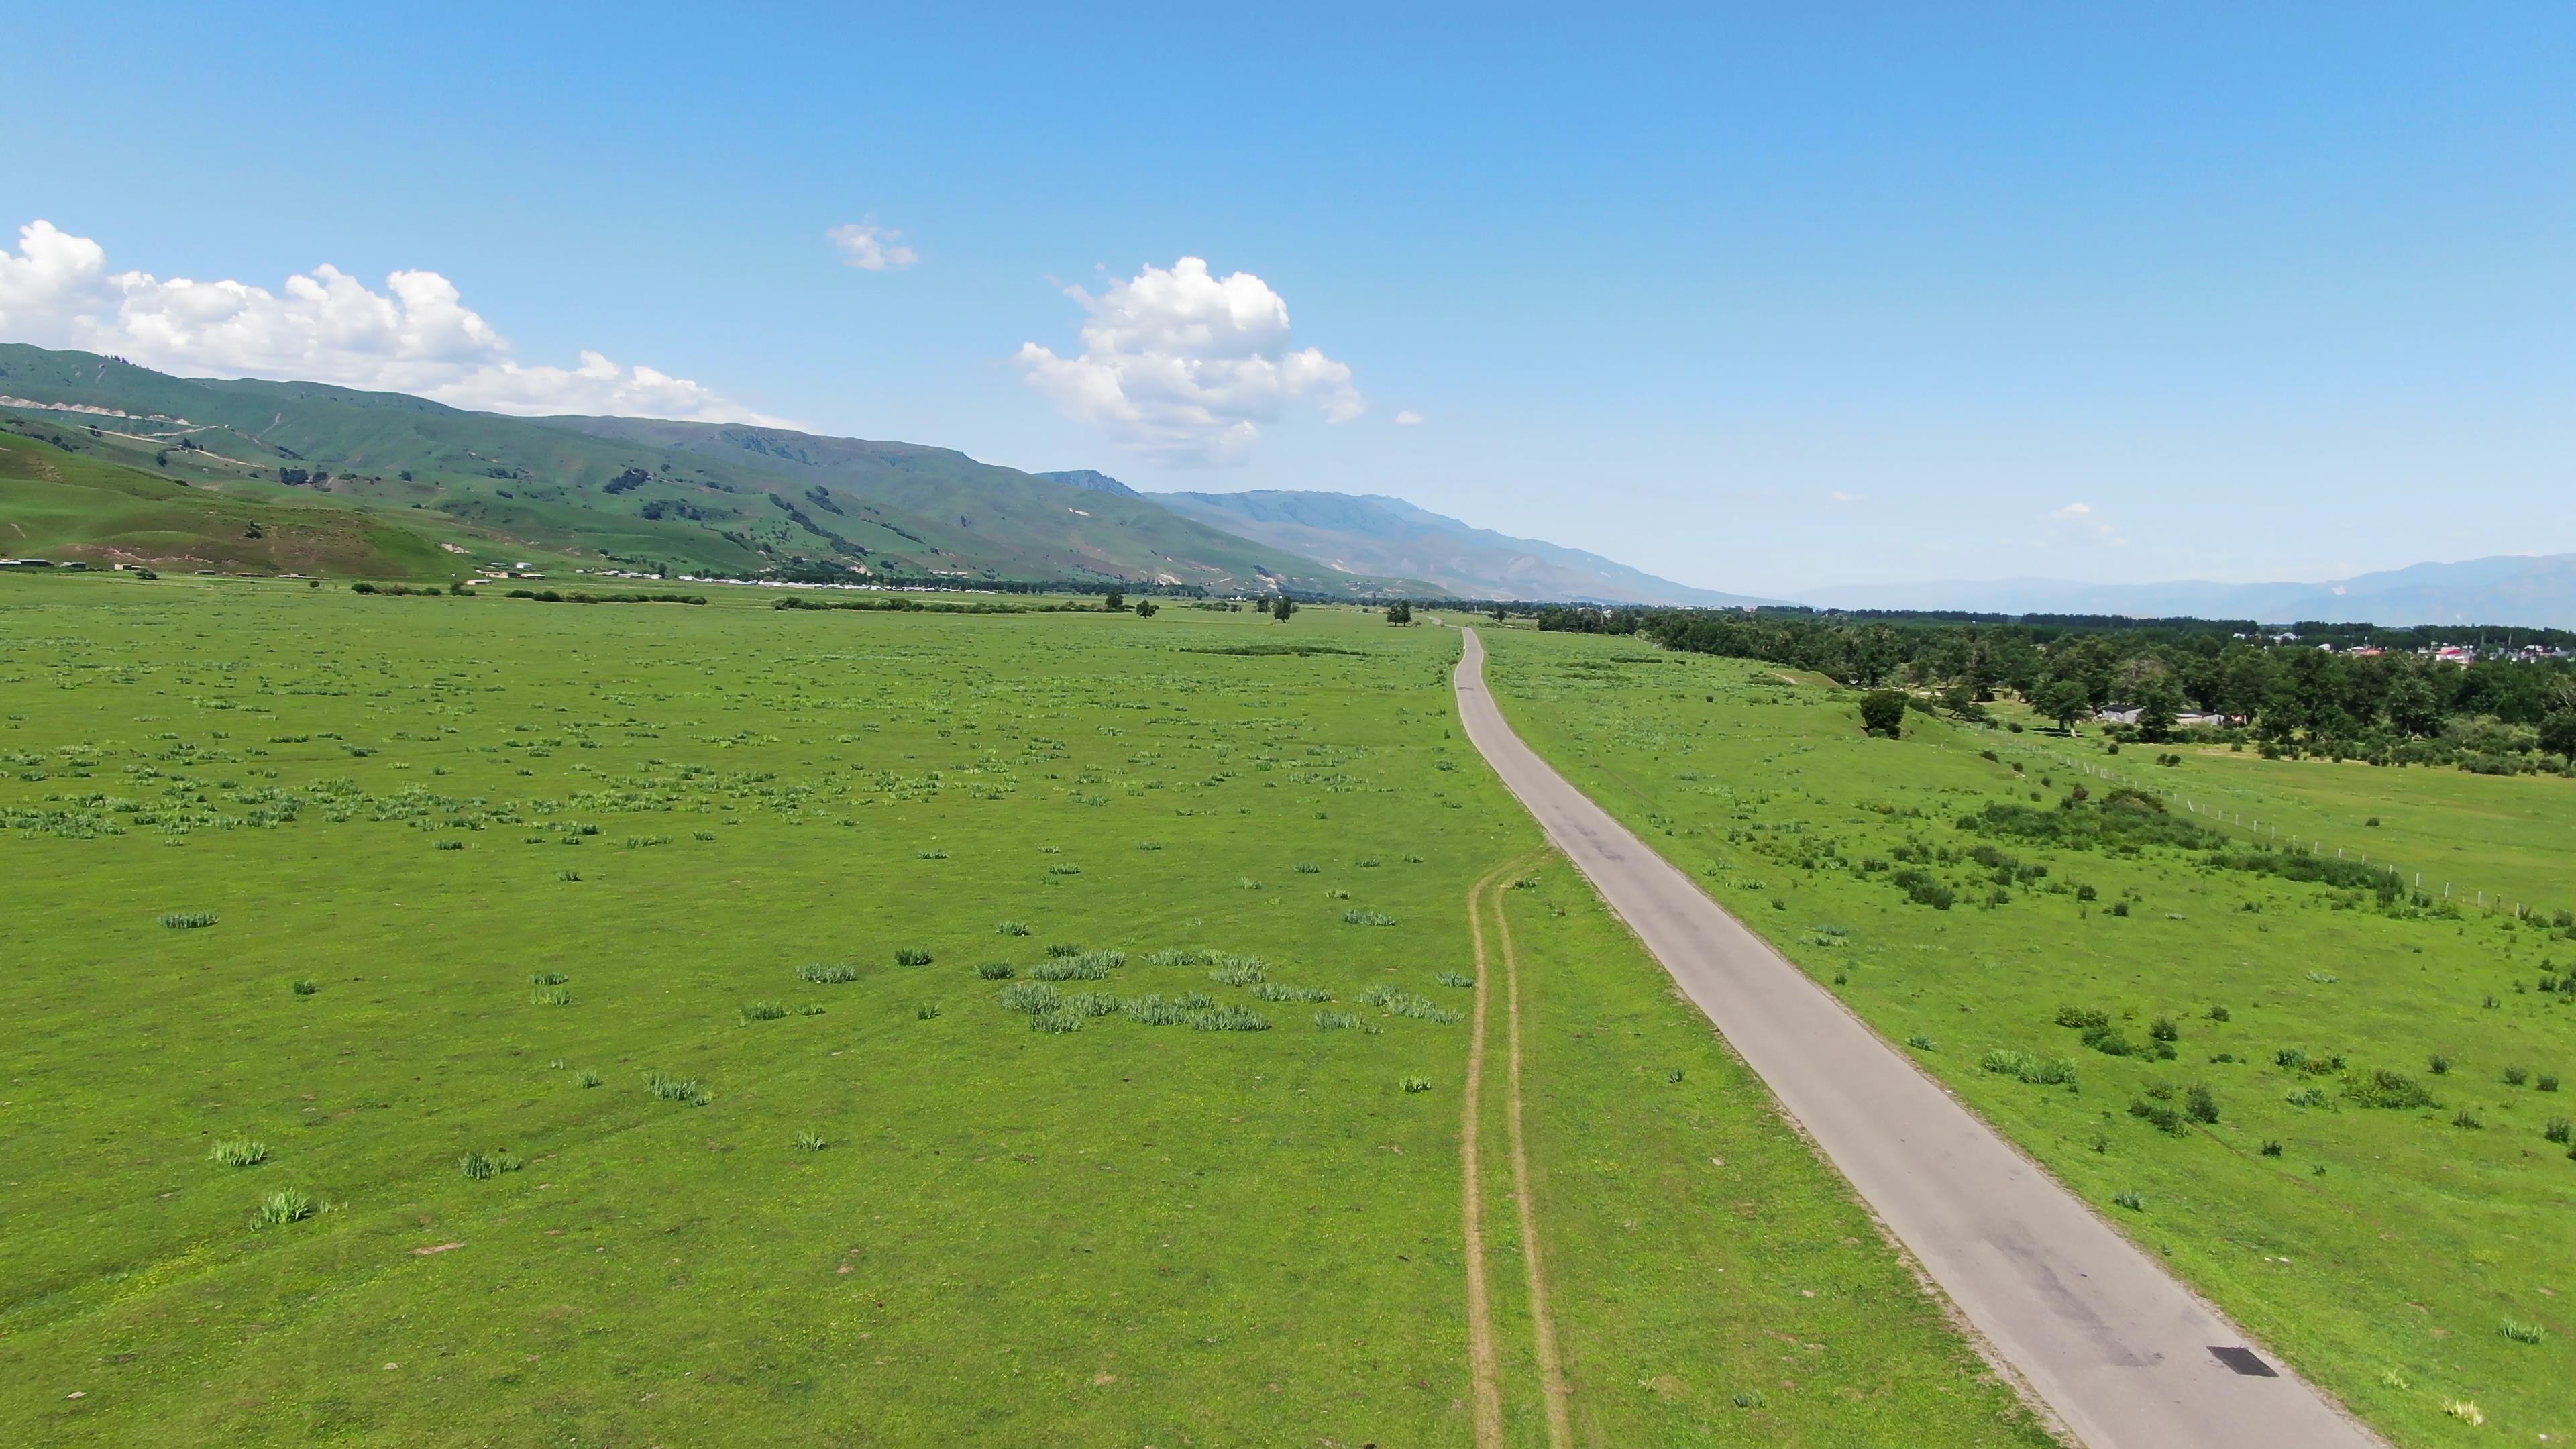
1491, 874, 1574, 1447
1460, 860, 1513, 1448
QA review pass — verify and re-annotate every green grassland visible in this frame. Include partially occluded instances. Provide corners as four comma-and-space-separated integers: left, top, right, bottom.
0, 343, 1414, 592
1479, 625, 2576, 1447
0, 576, 2043, 1446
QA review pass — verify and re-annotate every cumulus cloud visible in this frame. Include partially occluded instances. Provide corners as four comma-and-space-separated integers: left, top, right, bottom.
1393, 409, 1425, 425
1014, 256, 1362, 465
0, 219, 786, 424
828, 219, 918, 272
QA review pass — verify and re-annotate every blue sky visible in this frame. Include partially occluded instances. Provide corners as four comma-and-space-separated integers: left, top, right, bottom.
7, 3, 2573, 597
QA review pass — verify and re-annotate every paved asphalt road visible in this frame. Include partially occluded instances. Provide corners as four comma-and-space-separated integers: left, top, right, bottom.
1452, 628, 2381, 1449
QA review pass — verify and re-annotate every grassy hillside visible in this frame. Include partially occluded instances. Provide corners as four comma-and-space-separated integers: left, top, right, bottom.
1481, 625, 2576, 1447
0, 345, 1415, 593
0, 435, 452, 579
0, 578, 2046, 1446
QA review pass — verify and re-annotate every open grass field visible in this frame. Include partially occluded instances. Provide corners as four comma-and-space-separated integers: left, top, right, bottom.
0, 574, 2047, 1447
1479, 625, 2576, 1447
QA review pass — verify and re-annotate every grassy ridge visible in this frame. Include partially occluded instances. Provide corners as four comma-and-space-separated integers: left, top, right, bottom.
0, 343, 1411, 591
0, 438, 451, 578
1481, 625, 2576, 1447
0, 580, 2037, 1446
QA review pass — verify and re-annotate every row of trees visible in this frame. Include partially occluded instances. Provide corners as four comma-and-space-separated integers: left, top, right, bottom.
1540, 606, 2576, 765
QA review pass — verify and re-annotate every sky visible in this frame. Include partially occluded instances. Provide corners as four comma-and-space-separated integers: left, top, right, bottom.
4, 3, 2572, 598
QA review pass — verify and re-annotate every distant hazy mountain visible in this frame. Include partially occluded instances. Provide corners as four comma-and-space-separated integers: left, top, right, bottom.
1151, 488, 1778, 606
1801, 555, 2576, 628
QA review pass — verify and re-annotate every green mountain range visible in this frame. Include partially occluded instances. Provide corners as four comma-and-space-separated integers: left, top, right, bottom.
0, 345, 1409, 593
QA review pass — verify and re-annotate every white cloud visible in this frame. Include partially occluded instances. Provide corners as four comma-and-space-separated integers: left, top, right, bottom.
1393, 409, 1425, 425
0, 219, 786, 425
828, 219, 918, 272
1014, 256, 1363, 465
1828, 489, 1858, 506
2048, 500, 2125, 545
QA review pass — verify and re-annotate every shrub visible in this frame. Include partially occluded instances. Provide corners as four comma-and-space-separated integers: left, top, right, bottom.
2542, 1118, 2572, 1145
2082, 1025, 2138, 1057
2128, 1098, 2186, 1135
645, 1071, 711, 1106
2149, 1016, 2179, 1042
2542, 1074, 2562, 1093
975, 962, 1016, 980
2346, 1070, 2438, 1110
1858, 690, 1907, 737
251, 1188, 317, 1228
209, 1138, 268, 1167
2056, 1005, 2110, 1030
2428, 1054, 2451, 1075
159, 911, 219, 929
2184, 1084, 2220, 1124
2503, 1064, 2530, 1087
892, 948, 934, 966
797, 962, 859, 984
2205, 1004, 2230, 1022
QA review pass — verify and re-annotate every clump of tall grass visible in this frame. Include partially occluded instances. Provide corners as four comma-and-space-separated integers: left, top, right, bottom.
557, 869, 582, 882
739, 1000, 789, 1022
158, 911, 219, 930
2428, 1053, 2451, 1075
209, 1138, 268, 1167
892, 948, 934, 966
916, 1002, 942, 1020
914, 849, 949, 860
1906, 1034, 1939, 1051
1251, 981, 1333, 1003
1980, 1049, 2077, 1086
645, 1071, 711, 1106
577, 1069, 603, 1088
529, 971, 569, 985
1315, 1010, 1364, 1031
1144, 948, 1208, 967
1293, 862, 1321, 874
796, 962, 860, 984
1029, 950, 1122, 981
1342, 909, 1397, 926
1029, 1008, 1085, 1034
2346, 1069, 2438, 1110
793, 1130, 828, 1152
1044, 942, 1083, 957
2540, 1074, 2561, 1093
290, 979, 319, 997
996, 920, 1031, 936
1436, 971, 1474, 989
251, 1187, 317, 1228
2127, 1098, 2186, 1135
998, 982, 1063, 1014
2502, 1319, 2548, 1345
2112, 1189, 2146, 1212
531, 986, 572, 1006
458, 1150, 523, 1180
2452, 1108, 2485, 1130
2503, 1064, 2531, 1087
1208, 955, 1267, 987
1123, 994, 1193, 1026
2184, 1084, 2220, 1124
1401, 1075, 1432, 1093
1189, 1004, 1271, 1032
975, 962, 1016, 980
1359, 985, 1460, 1023
433, 839, 464, 851
1062, 991, 1121, 1017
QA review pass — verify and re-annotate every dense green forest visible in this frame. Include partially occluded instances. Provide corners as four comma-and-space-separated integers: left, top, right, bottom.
1538, 606, 2576, 773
